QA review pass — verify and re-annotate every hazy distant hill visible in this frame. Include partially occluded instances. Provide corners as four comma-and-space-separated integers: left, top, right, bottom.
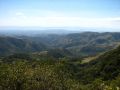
0, 32, 120, 56
0, 36, 46, 56
28, 32, 120, 56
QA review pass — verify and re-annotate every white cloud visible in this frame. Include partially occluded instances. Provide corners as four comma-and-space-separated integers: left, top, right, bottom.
15, 12, 27, 19
0, 11, 120, 29
16, 12, 24, 16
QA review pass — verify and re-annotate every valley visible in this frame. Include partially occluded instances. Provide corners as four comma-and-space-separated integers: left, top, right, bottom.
0, 32, 120, 90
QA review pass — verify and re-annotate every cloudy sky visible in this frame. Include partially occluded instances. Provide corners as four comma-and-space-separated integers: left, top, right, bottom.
0, 0, 120, 29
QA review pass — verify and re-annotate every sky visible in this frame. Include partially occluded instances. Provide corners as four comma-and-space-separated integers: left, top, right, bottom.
0, 0, 120, 30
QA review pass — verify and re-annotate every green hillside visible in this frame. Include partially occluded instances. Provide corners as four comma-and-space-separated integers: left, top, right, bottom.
0, 45, 120, 89
0, 36, 46, 56
26, 32, 120, 56
85, 45, 120, 81
1, 32, 120, 57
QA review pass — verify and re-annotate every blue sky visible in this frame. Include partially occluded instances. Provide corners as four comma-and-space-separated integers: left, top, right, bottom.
0, 0, 120, 29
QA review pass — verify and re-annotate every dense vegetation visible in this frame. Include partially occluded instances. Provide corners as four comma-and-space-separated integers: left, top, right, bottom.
0, 45, 120, 90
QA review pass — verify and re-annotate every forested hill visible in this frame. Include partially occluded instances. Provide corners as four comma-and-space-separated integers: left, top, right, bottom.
1, 32, 120, 57
86, 45, 120, 80
78, 45, 120, 82
0, 36, 46, 56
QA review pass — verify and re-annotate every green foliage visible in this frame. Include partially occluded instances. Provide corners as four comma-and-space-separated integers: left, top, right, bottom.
0, 59, 82, 90
1, 38, 120, 90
